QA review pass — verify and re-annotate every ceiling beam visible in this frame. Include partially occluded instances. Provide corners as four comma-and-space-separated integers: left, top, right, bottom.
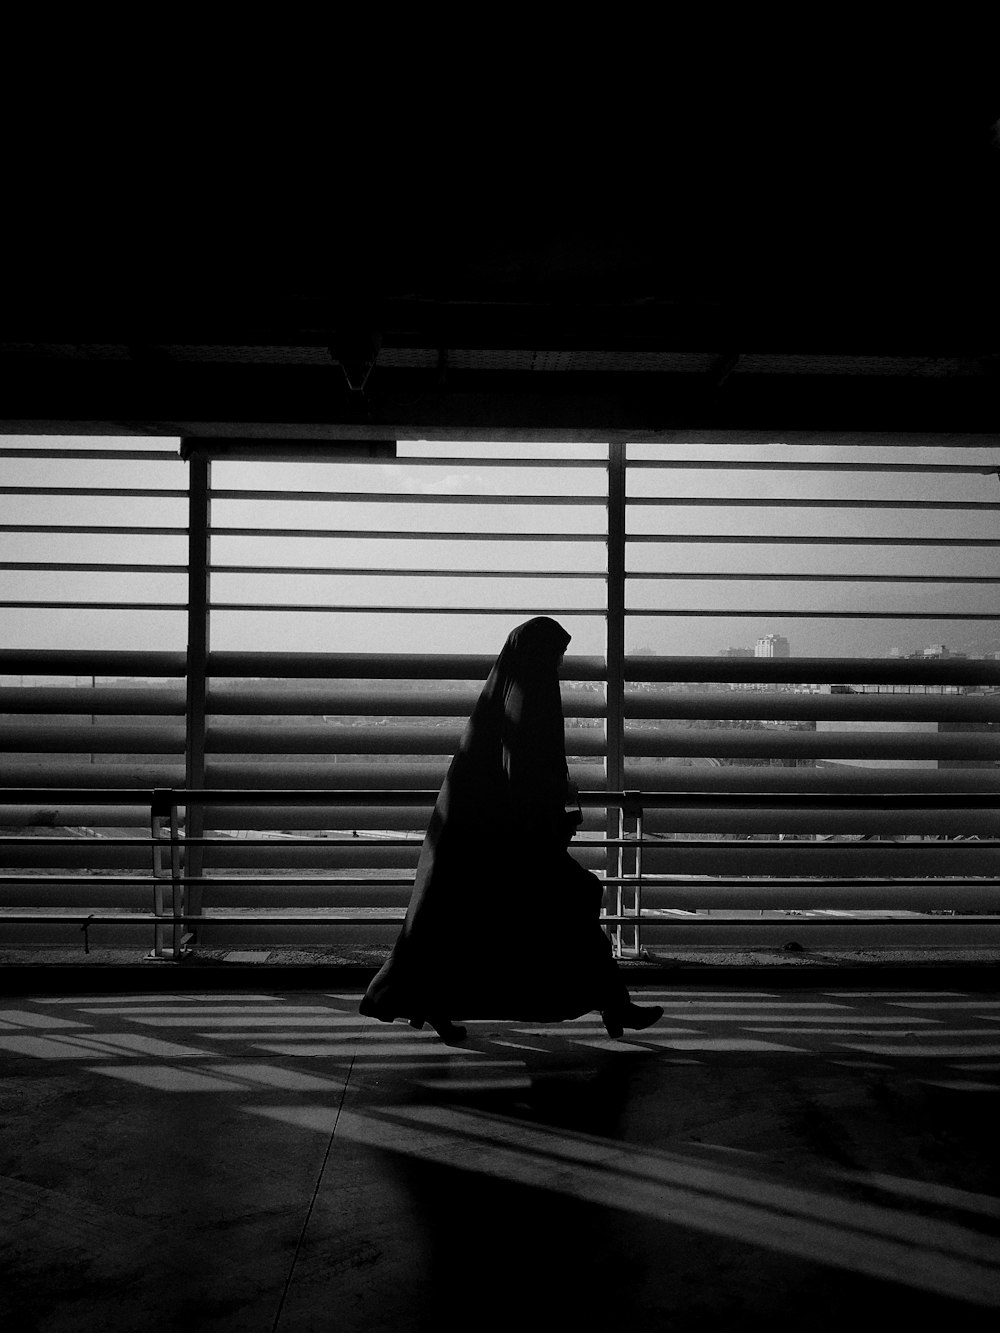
0, 363, 996, 436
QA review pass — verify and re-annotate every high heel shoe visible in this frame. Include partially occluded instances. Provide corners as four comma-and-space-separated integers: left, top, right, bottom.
428, 1017, 467, 1044
601, 1002, 664, 1039
409, 1015, 466, 1042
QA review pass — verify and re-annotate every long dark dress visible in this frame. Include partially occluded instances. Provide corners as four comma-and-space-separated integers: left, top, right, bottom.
359, 616, 629, 1022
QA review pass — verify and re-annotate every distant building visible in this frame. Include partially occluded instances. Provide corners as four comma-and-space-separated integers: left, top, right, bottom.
917, 644, 966, 660
718, 647, 753, 658
755, 634, 790, 658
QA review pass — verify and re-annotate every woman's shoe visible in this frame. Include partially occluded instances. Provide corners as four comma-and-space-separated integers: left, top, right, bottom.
601, 1002, 664, 1039
428, 1017, 467, 1044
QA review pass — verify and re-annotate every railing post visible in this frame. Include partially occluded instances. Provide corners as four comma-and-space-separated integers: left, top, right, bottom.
181, 445, 211, 952
619, 791, 643, 958
606, 441, 627, 952
149, 788, 186, 959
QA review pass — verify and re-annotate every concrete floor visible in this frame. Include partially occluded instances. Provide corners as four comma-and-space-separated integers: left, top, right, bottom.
1, 985, 999, 1332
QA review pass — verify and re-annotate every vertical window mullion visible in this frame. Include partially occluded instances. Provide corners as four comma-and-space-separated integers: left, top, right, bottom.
606, 441, 626, 915
182, 446, 211, 945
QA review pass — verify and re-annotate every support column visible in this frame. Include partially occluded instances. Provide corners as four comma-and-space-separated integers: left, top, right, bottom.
181, 445, 211, 950
606, 441, 627, 952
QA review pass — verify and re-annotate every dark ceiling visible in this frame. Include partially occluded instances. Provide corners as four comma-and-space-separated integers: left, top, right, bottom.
2, 106, 997, 443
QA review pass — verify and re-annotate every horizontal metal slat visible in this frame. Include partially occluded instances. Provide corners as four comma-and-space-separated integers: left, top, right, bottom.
6, 685, 996, 724
208, 602, 607, 616
626, 534, 1000, 546
625, 608, 1000, 620
638, 845, 1000, 876
621, 762, 1000, 794
0, 524, 187, 535
204, 686, 606, 718
198, 805, 435, 830
0, 486, 187, 498
0, 764, 186, 788
0, 804, 153, 827
0, 649, 188, 676
640, 808, 1000, 836
389, 456, 609, 469
623, 728, 1000, 761
0, 686, 187, 715
623, 656, 1000, 686
635, 881, 1000, 912
9, 799, 994, 836
626, 496, 1000, 510
626, 571, 1000, 584
0, 601, 186, 611
212, 489, 606, 505
210, 527, 607, 543
626, 459, 1000, 474
621, 921, 1000, 948
210, 565, 606, 579
0, 845, 162, 868
202, 723, 605, 756
205, 650, 608, 680
203, 762, 610, 790
0, 725, 185, 753
0, 562, 187, 574
0, 448, 181, 460
624, 690, 1000, 723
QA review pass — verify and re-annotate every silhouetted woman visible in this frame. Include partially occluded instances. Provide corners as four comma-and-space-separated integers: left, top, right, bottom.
359, 616, 663, 1042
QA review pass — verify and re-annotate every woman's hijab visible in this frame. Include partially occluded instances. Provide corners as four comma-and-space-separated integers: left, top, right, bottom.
445, 616, 572, 837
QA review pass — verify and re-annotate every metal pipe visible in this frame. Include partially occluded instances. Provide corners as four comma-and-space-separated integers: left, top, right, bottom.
626, 497, 1000, 510
211, 527, 607, 542
212, 489, 606, 505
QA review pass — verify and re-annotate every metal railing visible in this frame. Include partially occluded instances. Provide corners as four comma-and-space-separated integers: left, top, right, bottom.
2, 786, 1000, 959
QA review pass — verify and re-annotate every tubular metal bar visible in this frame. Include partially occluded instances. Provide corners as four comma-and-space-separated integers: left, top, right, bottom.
624, 609, 1000, 619
626, 497, 1000, 510
628, 572, 1000, 584
0, 448, 181, 460
0, 562, 188, 573
0, 686, 187, 713
5, 788, 1000, 809
391, 457, 609, 468
1, 912, 996, 928
0, 650, 187, 675
605, 442, 626, 940
0, 487, 188, 498
3, 873, 999, 890
204, 652, 608, 680
622, 657, 1000, 686
7, 601, 996, 617
623, 692, 1000, 722
0, 525, 187, 535
209, 603, 608, 615
211, 528, 607, 542
627, 535, 1000, 546
183, 448, 212, 944
210, 566, 606, 578
211, 489, 606, 505
606, 838, 1000, 851
626, 460, 1000, 473
0, 875, 416, 887
0, 601, 186, 610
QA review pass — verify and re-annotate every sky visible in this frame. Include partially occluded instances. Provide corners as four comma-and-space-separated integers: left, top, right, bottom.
2, 435, 999, 662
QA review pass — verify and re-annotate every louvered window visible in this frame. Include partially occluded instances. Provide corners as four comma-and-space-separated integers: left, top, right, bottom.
2, 435, 998, 956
